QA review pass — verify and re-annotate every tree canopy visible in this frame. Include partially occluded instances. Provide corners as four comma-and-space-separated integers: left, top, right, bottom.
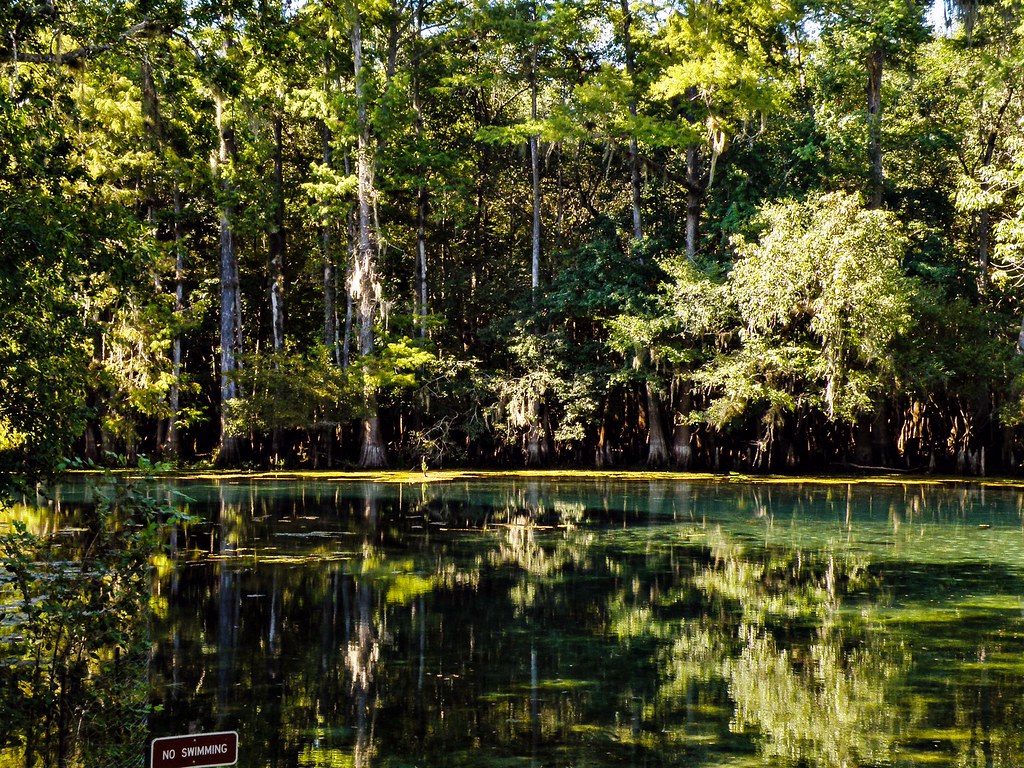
2, 0, 1024, 474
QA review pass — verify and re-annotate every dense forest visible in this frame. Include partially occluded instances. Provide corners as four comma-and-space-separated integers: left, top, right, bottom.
1, 0, 1023, 474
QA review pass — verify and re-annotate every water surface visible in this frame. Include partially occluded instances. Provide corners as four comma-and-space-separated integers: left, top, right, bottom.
12, 476, 1024, 767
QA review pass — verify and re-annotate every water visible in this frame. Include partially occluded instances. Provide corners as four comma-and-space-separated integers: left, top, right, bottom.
8, 475, 1024, 767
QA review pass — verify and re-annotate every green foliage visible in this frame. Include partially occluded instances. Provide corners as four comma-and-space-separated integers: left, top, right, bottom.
367, 337, 436, 393
2, 0, 1024, 471
610, 253, 732, 375
701, 192, 915, 425
489, 231, 653, 452
653, 0, 796, 182
0, 94, 91, 479
226, 345, 362, 435
815, 0, 929, 62
226, 338, 432, 439
401, 356, 494, 467
0, 464, 187, 765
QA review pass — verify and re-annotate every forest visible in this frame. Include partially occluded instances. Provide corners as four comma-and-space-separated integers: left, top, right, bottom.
1, 0, 1023, 474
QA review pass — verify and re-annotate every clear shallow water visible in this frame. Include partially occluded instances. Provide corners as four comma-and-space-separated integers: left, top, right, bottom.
12, 476, 1024, 767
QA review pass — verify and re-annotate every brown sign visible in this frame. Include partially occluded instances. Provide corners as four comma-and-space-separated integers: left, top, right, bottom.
151, 731, 238, 768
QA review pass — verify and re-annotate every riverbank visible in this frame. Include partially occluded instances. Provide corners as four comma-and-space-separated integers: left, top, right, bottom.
62, 467, 1024, 489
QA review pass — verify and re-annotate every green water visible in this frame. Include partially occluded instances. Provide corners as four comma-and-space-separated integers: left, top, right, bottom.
15, 477, 1024, 767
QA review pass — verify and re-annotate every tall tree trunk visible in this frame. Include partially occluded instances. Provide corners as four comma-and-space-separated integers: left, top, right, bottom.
413, 2, 428, 338
167, 179, 185, 460
525, 6, 545, 464
269, 114, 286, 462
866, 48, 884, 210
529, 131, 541, 293
269, 114, 286, 355
621, 0, 642, 243
343, 205, 355, 369
685, 145, 703, 260
142, 51, 177, 457
322, 123, 338, 361
351, 9, 387, 468
417, 184, 428, 338
320, 118, 338, 461
529, 12, 541, 294
215, 90, 243, 466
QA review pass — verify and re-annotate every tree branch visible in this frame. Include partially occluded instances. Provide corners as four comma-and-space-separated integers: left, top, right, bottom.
0, 19, 168, 66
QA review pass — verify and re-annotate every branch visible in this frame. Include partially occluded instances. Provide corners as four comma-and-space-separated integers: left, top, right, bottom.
0, 19, 169, 66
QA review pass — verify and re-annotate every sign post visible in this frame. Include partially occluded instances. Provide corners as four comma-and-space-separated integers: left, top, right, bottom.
150, 731, 238, 768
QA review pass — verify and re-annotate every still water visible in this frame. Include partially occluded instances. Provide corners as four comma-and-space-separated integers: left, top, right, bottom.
15, 475, 1024, 767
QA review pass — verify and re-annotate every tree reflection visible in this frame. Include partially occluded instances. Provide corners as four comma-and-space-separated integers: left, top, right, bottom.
726, 625, 909, 767
651, 531, 914, 768
74, 476, 1024, 768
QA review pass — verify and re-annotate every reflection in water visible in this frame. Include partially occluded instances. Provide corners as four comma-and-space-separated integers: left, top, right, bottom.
9, 479, 1024, 766
681, 540, 911, 767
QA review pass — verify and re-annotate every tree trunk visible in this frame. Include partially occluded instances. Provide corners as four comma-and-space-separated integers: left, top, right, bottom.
872, 400, 893, 466
529, 13, 541, 294
621, 0, 642, 243
866, 48, 884, 210
978, 209, 990, 290
167, 179, 185, 460
269, 114, 286, 355
343, 208, 355, 369
525, 425, 545, 466
595, 396, 611, 467
269, 114, 286, 462
854, 414, 873, 464
645, 383, 669, 467
322, 123, 338, 361
529, 131, 541, 293
84, 421, 99, 462
215, 90, 243, 466
323, 220, 337, 357
417, 184, 428, 338
685, 145, 703, 260
351, 8, 387, 468
672, 383, 693, 468
524, 393, 548, 466
359, 402, 388, 468
413, 5, 429, 339
140, 54, 162, 148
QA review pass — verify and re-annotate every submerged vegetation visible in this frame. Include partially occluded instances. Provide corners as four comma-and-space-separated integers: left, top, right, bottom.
2, 0, 1024, 473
